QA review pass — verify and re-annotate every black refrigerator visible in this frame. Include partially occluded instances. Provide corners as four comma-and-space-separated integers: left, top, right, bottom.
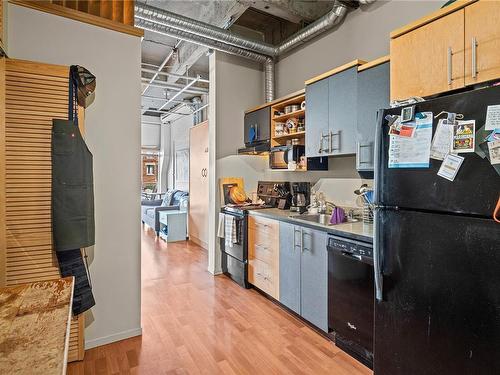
373, 86, 500, 375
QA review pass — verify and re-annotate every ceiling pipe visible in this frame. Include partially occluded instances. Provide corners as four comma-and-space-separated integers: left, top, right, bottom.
142, 67, 210, 83
141, 79, 208, 95
135, 1, 362, 101
158, 76, 201, 111
136, 18, 269, 63
142, 95, 186, 104
142, 40, 182, 95
135, 3, 277, 56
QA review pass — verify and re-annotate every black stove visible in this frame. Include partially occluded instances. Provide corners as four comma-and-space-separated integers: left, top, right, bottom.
220, 181, 289, 288
221, 203, 273, 216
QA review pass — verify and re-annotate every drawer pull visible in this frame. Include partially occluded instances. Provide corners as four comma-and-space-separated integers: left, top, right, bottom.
347, 322, 357, 330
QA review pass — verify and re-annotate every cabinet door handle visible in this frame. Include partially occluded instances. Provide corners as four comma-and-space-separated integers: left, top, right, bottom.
330, 131, 340, 152
472, 37, 478, 79
447, 46, 453, 85
357, 142, 372, 167
318, 133, 325, 154
294, 229, 301, 251
300, 227, 304, 252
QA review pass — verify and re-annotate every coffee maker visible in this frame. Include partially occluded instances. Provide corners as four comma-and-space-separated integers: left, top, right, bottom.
290, 182, 310, 213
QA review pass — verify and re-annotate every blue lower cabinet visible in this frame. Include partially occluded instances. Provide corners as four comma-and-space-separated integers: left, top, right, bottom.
279, 222, 328, 332
300, 227, 328, 332
279, 222, 301, 314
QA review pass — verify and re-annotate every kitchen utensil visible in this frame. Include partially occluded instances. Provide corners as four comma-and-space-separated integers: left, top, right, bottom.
354, 184, 369, 196
330, 206, 346, 225
284, 104, 300, 114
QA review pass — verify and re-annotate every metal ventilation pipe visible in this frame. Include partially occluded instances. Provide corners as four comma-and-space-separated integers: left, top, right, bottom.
277, 3, 348, 55
135, 1, 358, 101
135, 2, 277, 57
191, 97, 202, 125
136, 18, 268, 63
264, 58, 275, 103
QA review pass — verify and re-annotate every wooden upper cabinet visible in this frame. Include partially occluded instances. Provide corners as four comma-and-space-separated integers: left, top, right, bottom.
390, 9, 465, 100
464, 1, 500, 85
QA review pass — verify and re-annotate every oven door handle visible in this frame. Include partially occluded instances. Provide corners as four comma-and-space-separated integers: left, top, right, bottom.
328, 246, 369, 263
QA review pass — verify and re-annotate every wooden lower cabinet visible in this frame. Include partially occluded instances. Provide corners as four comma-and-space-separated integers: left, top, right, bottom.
247, 215, 279, 299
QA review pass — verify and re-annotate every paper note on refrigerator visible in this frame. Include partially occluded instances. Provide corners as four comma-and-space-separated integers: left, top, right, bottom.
430, 119, 453, 160
489, 140, 500, 165
437, 153, 465, 181
485, 105, 500, 130
388, 112, 433, 168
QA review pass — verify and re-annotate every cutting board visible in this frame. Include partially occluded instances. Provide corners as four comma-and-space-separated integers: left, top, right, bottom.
219, 177, 244, 204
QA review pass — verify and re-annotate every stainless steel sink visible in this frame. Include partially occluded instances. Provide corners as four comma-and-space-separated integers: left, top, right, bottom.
292, 213, 360, 226
293, 214, 332, 225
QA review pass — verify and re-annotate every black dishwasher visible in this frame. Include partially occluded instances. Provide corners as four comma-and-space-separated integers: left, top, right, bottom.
327, 235, 374, 368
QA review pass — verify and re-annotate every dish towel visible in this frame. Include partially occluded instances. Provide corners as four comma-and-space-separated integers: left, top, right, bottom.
217, 213, 225, 238
225, 215, 237, 248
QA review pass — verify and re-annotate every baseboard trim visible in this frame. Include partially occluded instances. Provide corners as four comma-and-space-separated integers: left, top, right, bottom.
85, 327, 143, 350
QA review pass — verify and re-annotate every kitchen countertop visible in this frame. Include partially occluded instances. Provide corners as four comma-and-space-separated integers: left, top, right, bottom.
249, 208, 373, 243
0, 277, 74, 375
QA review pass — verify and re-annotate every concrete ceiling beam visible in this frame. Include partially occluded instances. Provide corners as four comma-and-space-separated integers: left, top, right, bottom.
236, 0, 335, 23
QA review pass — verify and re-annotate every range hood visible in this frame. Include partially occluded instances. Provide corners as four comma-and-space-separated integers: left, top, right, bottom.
237, 141, 270, 155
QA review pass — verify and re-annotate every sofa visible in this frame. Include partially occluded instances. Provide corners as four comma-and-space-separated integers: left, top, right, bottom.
141, 190, 189, 236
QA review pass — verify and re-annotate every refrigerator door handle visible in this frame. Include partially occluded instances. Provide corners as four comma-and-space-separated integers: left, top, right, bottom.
373, 206, 383, 302
373, 109, 384, 205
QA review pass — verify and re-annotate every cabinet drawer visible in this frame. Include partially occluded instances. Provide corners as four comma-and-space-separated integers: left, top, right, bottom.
248, 215, 278, 235
248, 227, 278, 259
248, 238, 275, 264
248, 258, 276, 296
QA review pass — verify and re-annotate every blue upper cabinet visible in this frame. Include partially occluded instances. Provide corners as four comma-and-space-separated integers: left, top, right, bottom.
356, 58, 390, 172
305, 60, 364, 158
305, 79, 329, 158
329, 67, 358, 156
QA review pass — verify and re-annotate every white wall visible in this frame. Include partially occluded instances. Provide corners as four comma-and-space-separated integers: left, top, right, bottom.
276, 0, 445, 96
167, 114, 194, 191
8, 4, 142, 348
208, 52, 264, 274
141, 115, 161, 150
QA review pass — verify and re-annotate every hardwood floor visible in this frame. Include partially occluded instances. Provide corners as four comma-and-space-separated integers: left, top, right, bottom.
67, 226, 372, 375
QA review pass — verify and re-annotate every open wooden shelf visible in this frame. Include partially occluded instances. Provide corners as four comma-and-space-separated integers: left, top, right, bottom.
272, 131, 306, 141
272, 109, 305, 122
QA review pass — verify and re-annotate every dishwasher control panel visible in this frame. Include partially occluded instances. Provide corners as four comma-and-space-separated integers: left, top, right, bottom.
327, 236, 373, 259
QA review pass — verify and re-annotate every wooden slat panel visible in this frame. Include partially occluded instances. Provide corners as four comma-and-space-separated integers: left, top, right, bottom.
3, 58, 85, 363
99, 0, 112, 20
11, 0, 143, 37
87, 0, 100, 16
123, 0, 134, 26
0, 58, 5, 288
112, 0, 123, 23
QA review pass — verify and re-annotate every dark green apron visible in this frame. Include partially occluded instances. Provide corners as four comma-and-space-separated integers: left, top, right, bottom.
52, 66, 96, 315
52, 119, 95, 250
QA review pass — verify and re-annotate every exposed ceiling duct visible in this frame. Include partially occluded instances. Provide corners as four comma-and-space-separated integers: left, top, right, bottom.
135, 1, 366, 102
